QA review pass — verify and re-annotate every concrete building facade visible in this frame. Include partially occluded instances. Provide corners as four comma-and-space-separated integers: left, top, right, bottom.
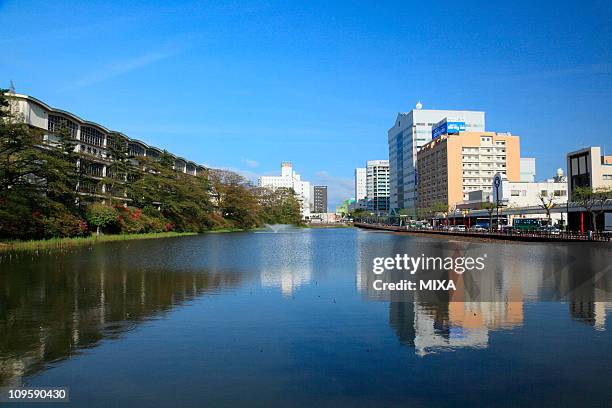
387, 103, 485, 213
416, 131, 520, 210
366, 160, 390, 214
313, 185, 328, 213
520, 157, 536, 182
566, 146, 612, 198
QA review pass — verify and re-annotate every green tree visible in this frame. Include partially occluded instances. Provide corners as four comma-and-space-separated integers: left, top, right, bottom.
210, 170, 260, 229
86, 203, 118, 235
256, 186, 302, 225
0, 89, 85, 239
103, 132, 136, 204
129, 156, 219, 232
573, 187, 598, 232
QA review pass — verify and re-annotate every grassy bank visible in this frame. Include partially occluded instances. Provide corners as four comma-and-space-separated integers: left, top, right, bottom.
0, 231, 198, 253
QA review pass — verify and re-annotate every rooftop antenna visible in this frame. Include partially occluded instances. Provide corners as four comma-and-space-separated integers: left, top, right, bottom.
8, 80, 15, 93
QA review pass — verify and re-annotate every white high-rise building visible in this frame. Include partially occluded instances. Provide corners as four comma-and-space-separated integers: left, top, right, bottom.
354, 167, 367, 206
388, 102, 485, 214
258, 162, 311, 217
366, 160, 390, 214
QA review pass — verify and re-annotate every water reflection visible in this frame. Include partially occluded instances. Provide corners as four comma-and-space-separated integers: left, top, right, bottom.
389, 300, 525, 356
260, 230, 313, 296
356, 230, 612, 354
0, 229, 611, 405
0, 246, 245, 390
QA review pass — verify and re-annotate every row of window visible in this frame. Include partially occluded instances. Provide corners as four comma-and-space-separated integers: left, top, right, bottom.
48, 114, 78, 138
47, 116, 181, 163
81, 126, 105, 147
462, 147, 506, 153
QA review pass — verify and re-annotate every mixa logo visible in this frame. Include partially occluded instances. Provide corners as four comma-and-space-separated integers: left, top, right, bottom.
420, 279, 455, 290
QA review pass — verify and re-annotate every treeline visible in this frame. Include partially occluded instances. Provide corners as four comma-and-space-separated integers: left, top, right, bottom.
0, 89, 302, 241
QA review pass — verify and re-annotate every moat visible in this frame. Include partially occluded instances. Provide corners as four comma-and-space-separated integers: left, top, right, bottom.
1, 228, 611, 407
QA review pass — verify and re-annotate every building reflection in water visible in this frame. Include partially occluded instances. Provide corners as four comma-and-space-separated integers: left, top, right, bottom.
0, 252, 245, 391
259, 231, 313, 297
566, 244, 612, 330
356, 232, 612, 355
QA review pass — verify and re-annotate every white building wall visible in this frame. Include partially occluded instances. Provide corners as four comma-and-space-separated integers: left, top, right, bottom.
520, 158, 536, 182
494, 172, 568, 208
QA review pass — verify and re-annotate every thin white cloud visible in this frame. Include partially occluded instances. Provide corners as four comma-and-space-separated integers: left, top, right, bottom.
73, 49, 181, 88
241, 157, 260, 168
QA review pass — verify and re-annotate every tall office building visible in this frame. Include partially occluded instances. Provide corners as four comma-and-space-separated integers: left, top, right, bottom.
259, 162, 311, 217
388, 103, 485, 214
416, 131, 520, 210
366, 160, 390, 214
313, 186, 328, 213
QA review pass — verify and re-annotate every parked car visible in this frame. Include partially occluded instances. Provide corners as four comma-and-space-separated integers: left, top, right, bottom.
471, 225, 487, 232
454, 225, 467, 232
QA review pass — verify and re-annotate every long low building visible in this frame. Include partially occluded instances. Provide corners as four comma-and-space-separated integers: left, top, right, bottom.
7, 92, 206, 197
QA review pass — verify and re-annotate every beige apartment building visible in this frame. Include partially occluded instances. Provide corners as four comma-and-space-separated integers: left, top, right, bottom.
417, 132, 520, 210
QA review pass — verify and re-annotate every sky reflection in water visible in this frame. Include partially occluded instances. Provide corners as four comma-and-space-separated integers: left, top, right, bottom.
1, 229, 611, 407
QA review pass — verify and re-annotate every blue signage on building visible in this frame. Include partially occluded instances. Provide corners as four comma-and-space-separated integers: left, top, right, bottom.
432, 120, 466, 139
446, 121, 465, 133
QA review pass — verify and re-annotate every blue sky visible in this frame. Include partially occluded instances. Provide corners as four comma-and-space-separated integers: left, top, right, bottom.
1, 0, 610, 209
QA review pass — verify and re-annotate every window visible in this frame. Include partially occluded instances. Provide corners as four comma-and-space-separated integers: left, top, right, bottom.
48, 114, 78, 138
82, 161, 104, 177
81, 126, 105, 147
129, 143, 145, 157
540, 190, 548, 196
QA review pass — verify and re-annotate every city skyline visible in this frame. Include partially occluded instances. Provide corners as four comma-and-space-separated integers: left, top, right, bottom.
1, 1, 611, 208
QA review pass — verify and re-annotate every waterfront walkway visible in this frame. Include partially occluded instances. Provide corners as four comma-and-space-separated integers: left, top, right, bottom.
354, 222, 611, 243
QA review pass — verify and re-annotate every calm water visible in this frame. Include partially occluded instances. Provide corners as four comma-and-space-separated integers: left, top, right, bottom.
1, 228, 611, 407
